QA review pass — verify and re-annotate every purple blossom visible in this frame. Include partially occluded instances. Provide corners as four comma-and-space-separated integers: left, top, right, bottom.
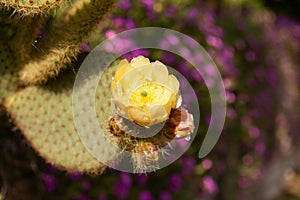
185, 8, 200, 23
112, 17, 124, 29
180, 156, 197, 177
159, 39, 171, 49
276, 17, 300, 37
167, 173, 182, 193
217, 47, 238, 76
120, 172, 132, 187
175, 138, 190, 149
206, 35, 223, 49
103, 37, 135, 54
119, 0, 131, 10
41, 173, 57, 192
166, 34, 180, 46
124, 18, 136, 29
179, 77, 199, 106
226, 107, 237, 120
140, 0, 154, 7
223, 78, 234, 89
203, 10, 214, 23
165, 4, 178, 19
266, 68, 278, 87
202, 175, 218, 195
191, 69, 203, 83
248, 126, 260, 138
202, 158, 213, 170
198, 11, 223, 37
113, 173, 133, 199
69, 172, 82, 181
123, 49, 150, 60
80, 42, 91, 52
113, 181, 130, 199
47, 163, 58, 171
135, 174, 149, 185
176, 62, 192, 79
203, 63, 218, 77
138, 191, 154, 200
105, 29, 116, 38
179, 47, 193, 61
183, 36, 199, 48
131, 49, 150, 58
161, 53, 177, 65
226, 91, 236, 103
214, 26, 224, 37
254, 141, 266, 155
144, 6, 156, 20
112, 17, 135, 31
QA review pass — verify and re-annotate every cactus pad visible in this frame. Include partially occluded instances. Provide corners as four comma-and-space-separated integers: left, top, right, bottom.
5, 61, 120, 173
0, 0, 64, 16
0, 40, 19, 115
19, 0, 119, 85
107, 108, 194, 173
10, 16, 44, 66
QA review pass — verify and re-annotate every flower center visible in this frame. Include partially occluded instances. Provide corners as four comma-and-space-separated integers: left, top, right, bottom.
140, 91, 148, 97
130, 82, 172, 107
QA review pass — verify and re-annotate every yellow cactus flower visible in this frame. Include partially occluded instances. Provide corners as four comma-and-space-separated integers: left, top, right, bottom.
111, 56, 180, 126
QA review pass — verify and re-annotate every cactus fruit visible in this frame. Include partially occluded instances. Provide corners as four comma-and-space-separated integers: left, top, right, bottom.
19, 0, 119, 85
5, 60, 121, 173
132, 141, 160, 174
108, 108, 194, 173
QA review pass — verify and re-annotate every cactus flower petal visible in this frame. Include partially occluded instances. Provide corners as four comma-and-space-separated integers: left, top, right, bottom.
111, 56, 180, 126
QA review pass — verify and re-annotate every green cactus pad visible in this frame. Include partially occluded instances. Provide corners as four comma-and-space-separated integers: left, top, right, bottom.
10, 16, 44, 66
0, 40, 19, 115
19, 0, 119, 85
5, 60, 120, 173
0, 0, 64, 16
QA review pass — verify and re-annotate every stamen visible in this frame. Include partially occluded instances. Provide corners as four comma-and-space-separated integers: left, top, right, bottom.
141, 91, 148, 97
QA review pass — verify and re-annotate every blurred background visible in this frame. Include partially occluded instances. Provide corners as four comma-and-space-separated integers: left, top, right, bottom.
1, 0, 300, 199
